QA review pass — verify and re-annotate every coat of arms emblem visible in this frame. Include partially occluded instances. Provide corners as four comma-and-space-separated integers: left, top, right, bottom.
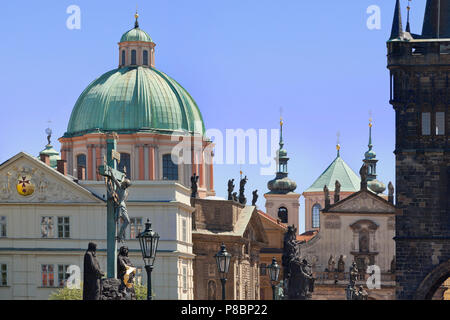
16, 167, 36, 196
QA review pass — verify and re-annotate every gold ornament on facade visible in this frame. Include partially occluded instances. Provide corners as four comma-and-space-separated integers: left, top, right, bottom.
15, 167, 37, 197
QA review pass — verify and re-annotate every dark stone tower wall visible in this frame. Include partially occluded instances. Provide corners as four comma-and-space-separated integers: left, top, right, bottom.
387, 36, 450, 298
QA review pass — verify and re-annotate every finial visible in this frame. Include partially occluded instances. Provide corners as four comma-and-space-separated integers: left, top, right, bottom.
279, 114, 284, 148
45, 120, 52, 146
406, 0, 411, 33
368, 113, 373, 149
134, 9, 139, 28
336, 131, 341, 157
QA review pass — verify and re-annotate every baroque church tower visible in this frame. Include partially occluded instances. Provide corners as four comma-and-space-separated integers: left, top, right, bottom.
264, 118, 300, 233
387, 0, 450, 299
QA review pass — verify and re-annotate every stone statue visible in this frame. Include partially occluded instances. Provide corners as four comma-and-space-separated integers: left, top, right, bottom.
388, 182, 394, 204
117, 246, 136, 300
232, 192, 238, 202
359, 163, 368, 190
191, 173, 199, 198
252, 190, 258, 206
275, 280, 285, 300
83, 242, 104, 300
346, 261, 361, 300
327, 255, 335, 272
337, 255, 345, 273
227, 179, 235, 201
282, 226, 315, 300
108, 168, 131, 243
238, 176, 248, 205
356, 285, 369, 300
324, 185, 330, 209
349, 261, 359, 287
334, 180, 341, 203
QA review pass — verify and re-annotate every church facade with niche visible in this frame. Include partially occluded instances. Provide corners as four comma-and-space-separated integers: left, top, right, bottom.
299, 185, 396, 300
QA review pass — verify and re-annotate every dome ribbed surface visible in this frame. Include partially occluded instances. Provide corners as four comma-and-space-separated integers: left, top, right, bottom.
120, 28, 153, 43
65, 66, 205, 137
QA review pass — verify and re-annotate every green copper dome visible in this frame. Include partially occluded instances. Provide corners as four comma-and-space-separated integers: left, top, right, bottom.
65, 66, 205, 137
120, 28, 153, 43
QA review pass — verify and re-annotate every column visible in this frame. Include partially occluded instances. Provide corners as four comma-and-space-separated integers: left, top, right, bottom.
87, 145, 93, 180
199, 152, 205, 187
149, 146, 155, 180
144, 145, 149, 180
95, 145, 102, 181
209, 163, 214, 192
139, 145, 145, 180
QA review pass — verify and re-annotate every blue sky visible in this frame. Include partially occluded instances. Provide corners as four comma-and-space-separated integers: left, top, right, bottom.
0, 1, 428, 232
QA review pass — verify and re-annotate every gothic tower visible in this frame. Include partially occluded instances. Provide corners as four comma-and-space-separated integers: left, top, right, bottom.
387, 0, 450, 299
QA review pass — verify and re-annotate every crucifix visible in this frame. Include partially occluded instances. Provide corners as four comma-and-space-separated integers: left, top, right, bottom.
98, 133, 128, 279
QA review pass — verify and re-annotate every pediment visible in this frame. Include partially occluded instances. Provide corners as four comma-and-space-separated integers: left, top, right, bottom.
326, 191, 395, 214
0, 152, 103, 204
246, 210, 269, 245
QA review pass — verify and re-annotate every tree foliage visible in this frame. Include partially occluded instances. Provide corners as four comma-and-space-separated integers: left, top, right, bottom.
48, 284, 149, 300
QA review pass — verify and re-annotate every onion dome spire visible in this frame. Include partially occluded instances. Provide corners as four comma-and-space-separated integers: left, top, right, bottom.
267, 117, 297, 194
390, 0, 404, 40
363, 118, 386, 194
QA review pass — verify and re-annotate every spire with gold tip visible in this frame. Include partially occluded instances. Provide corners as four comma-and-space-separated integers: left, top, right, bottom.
134, 10, 139, 29
363, 116, 386, 194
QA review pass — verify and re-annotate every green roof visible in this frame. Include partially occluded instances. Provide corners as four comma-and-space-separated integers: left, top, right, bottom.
304, 156, 360, 193
39, 144, 61, 169
120, 28, 153, 43
65, 66, 205, 137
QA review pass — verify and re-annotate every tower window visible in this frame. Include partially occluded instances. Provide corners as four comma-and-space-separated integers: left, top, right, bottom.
131, 50, 137, 65
76, 154, 86, 179
312, 204, 321, 228
143, 50, 148, 66
118, 153, 131, 178
422, 112, 431, 135
121, 50, 126, 66
162, 154, 178, 181
436, 112, 445, 135
278, 207, 288, 224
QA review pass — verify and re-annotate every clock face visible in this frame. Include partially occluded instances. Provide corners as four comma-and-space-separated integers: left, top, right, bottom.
16, 174, 35, 196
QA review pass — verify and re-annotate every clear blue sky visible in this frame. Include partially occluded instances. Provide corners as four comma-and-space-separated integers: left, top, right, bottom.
0, 1, 428, 232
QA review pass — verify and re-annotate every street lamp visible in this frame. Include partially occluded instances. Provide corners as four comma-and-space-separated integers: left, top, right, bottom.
268, 257, 280, 300
215, 243, 232, 300
137, 218, 160, 300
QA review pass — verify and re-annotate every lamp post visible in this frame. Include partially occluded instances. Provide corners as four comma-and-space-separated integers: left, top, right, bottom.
268, 257, 280, 300
215, 243, 232, 300
137, 218, 160, 300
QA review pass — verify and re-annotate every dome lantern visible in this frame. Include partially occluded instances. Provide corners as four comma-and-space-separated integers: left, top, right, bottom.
119, 13, 156, 68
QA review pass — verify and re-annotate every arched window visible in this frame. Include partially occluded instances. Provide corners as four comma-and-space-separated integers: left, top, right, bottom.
143, 50, 148, 66
162, 154, 178, 180
121, 50, 126, 66
76, 154, 86, 180
278, 207, 288, 223
131, 50, 137, 65
312, 203, 321, 228
118, 153, 131, 178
